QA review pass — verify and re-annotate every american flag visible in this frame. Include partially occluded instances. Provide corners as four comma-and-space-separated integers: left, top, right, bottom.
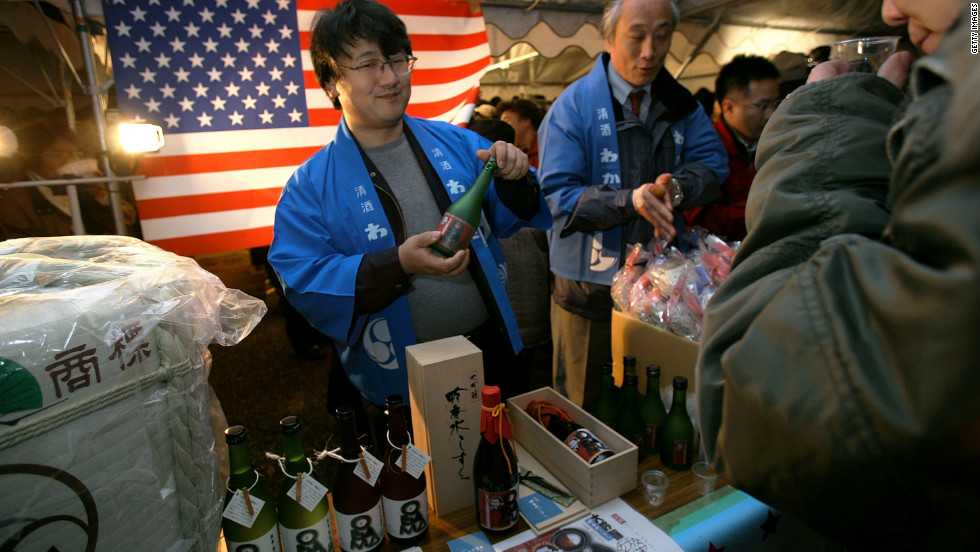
101, 0, 491, 256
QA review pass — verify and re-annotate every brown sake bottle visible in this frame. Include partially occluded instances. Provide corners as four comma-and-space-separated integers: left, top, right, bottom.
332, 405, 384, 552
473, 385, 520, 534
379, 394, 429, 544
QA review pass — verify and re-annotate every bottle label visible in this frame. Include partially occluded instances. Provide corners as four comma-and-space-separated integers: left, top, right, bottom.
477, 484, 520, 531
382, 488, 429, 539
280, 514, 332, 552
563, 428, 613, 464
286, 473, 329, 512
335, 501, 384, 552
393, 444, 431, 480
224, 525, 282, 552
223, 489, 268, 528
671, 439, 693, 466
435, 213, 475, 254
644, 424, 660, 450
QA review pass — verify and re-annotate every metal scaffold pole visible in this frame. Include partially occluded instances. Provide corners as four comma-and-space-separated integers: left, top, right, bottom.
70, 0, 127, 236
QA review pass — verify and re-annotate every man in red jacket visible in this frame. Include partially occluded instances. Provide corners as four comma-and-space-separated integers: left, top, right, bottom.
685, 55, 779, 241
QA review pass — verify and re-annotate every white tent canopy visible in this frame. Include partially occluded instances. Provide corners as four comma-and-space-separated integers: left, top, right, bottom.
1, 0, 904, 119
479, 0, 902, 101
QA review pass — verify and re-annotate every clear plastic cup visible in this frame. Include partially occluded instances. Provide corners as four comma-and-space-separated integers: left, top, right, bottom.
692, 461, 719, 496
641, 469, 669, 506
834, 36, 900, 73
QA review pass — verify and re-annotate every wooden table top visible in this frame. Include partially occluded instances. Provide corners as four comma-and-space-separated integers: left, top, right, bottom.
378, 451, 723, 551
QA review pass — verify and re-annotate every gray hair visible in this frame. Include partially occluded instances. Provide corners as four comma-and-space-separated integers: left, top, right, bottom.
600, 0, 680, 41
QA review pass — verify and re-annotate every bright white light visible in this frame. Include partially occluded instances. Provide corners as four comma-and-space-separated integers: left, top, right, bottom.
118, 123, 165, 153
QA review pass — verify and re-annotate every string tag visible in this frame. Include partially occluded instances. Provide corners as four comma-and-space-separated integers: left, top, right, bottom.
393, 443, 431, 479
287, 473, 329, 512
222, 488, 265, 528
355, 450, 383, 486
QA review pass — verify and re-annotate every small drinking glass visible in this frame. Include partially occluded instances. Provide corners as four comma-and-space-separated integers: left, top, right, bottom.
833, 36, 900, 73
641, 469, 669, 506
691, 461, 718, 496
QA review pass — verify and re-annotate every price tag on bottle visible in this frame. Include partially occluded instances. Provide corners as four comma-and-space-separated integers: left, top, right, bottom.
394, 444, 431, 479
287, 472, 329, 512
222, 489, 265, 528
354, 450, 383, 486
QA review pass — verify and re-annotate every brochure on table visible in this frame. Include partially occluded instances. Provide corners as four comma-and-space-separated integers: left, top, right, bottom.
496, 497, 684, 552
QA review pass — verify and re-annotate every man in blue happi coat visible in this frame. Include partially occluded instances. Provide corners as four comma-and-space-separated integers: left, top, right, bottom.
268, 0, 551, 441
538, 0, 728, 408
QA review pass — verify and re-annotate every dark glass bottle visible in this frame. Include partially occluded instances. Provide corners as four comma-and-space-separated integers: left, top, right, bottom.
431, 155, 499, 257
332, 405, 385, 552
590, 362, 618, 427
613, 372, 646, 461
639, 364, 668, 457
545, 415, 616, 464
473, 385, 520, 534
660, 376, 695, 470
222, 425, 283, 552
277, 416, 333, 552
379, 394, 429, 544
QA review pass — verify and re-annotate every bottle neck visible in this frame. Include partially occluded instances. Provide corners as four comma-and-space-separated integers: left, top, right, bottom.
646, 375, 660, 394
388, 406, 410, 447
338, 418, 362, 460
282, 432, 308, 475
227, 442, 257, 488
466, 157, 497, 200
671, 389, 687, 411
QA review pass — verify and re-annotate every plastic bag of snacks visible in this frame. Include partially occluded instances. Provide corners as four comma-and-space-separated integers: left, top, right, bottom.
611, 229, 739, 341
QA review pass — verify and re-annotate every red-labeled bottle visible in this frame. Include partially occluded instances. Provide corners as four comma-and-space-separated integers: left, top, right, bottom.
431, 156, 499, 257
473, 385, 520, 534
526, 400, 615, 465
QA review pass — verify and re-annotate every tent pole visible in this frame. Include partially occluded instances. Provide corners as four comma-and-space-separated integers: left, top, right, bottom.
675, 10, 725, 78
70, 0, 127, 236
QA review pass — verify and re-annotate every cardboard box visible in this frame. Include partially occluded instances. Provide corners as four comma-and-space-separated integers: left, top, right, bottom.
406, 336, 484, 517
611, 309, 700, 391
507, 387, 638, 508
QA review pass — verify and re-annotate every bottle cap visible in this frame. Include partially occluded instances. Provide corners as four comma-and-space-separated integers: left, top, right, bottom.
624, 373, 639, 386
481, 385, 501, 407
386, 394, 404, 410
224, 425, 247, 445
646, 364, 661, 377
673, 376, 688, 390
335, 404, 354, 422
280, 416, 301, 435
599, 362, 613, 375
624, 355, 637, 366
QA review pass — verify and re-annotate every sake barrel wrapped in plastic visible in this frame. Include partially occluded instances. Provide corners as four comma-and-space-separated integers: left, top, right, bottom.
0, 235, 267, 552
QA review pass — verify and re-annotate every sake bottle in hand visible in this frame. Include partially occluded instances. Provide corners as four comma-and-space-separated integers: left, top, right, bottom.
431, 155, 499, 257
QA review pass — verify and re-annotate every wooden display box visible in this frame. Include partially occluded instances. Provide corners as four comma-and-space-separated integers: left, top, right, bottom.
406, 336, 484, 517
507, 387, 638, 508
611, 309, 700, 390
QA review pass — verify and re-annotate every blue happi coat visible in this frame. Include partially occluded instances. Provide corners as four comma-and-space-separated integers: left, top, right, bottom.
270, 115, 552, 406
540, 55, 728, 286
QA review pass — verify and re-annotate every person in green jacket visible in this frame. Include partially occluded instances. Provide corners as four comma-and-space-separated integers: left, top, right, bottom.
697, 1, 978, 549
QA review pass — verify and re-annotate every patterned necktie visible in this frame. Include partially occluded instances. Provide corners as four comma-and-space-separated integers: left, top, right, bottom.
628, 90, 645, 117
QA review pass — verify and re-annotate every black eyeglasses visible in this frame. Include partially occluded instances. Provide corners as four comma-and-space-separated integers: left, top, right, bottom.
734, 98, 782, 113
337, 56, 418, 77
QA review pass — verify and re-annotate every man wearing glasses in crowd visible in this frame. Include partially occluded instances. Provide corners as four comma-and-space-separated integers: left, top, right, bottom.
684, 55, 780, 242
268, 0, 550, 440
